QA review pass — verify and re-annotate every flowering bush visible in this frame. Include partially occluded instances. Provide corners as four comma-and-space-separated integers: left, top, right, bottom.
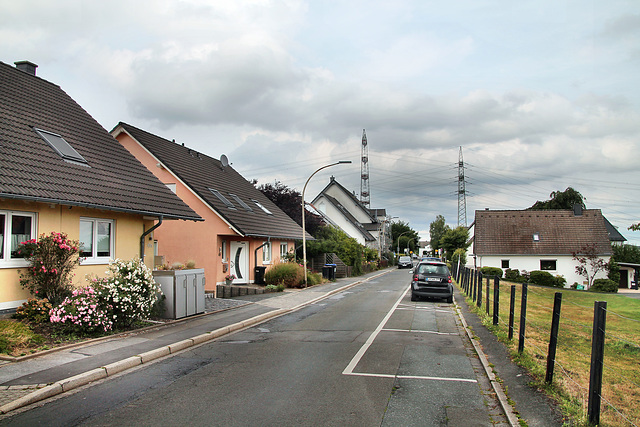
17, 232, 80, 305
225, 274, 236, 281
93, 258, 161, 328
14, 298, 53, 323
49, 287, 113, 333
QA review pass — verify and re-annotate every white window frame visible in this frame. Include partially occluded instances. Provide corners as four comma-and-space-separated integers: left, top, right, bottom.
280, 242, 288, 262
262, 241, 272, 264
0, 210, 37, 268
79, 218, 115, 265
221, 240, 227, 262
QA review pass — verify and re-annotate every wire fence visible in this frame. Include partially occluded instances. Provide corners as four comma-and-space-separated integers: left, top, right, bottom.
454, 265, 640, 426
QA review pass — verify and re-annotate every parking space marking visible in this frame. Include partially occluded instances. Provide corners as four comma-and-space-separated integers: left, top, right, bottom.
381, 328, 458, 336
342, 286, 477, 384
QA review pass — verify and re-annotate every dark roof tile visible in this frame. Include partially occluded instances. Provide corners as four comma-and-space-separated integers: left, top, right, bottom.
114, 122, 308, 240
0, 62, 201, 221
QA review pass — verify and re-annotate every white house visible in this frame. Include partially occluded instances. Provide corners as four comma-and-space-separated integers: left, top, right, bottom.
470, 207, 613, 288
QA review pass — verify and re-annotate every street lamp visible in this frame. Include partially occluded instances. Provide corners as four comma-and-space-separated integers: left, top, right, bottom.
302, 160, 352, 287
396, 230, 412, 256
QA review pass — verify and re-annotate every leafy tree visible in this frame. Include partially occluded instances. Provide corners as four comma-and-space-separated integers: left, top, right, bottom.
611, 244, 640, 264
306, 225, 368, 272
254, 180, 325, 237
528, 187, 586, 210
629, 223, 640, 232
429, 215, 449, 254
391, 221, 418, 253
440, 226, 470, 261
572, 244, 608, 289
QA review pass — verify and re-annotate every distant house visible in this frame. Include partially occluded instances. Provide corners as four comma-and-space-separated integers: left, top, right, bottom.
470, 207, 613, 287
111, 122, 310, 290
311, 176, 389, 252
0, 61, 201, 312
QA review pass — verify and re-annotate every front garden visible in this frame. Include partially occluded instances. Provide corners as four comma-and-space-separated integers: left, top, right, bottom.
1, 232, 164, 357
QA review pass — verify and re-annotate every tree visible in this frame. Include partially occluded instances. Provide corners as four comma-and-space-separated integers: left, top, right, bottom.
629, 223, 640, 232
254, 180, 325, 237
390, 221, 418, 253
440, 226, 470, 261
611, 244, 640, 264
429, 215, 449, 254
528, 187, 586, 210
572, 243, 608, 289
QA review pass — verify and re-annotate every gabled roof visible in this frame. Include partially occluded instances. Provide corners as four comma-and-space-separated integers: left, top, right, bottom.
603, 216, 627, 243
473, 209, 612, 256
321, 194, 376, 241
315, 176, 377, 223
112, 122, 309, 240
0, 62, 201, 221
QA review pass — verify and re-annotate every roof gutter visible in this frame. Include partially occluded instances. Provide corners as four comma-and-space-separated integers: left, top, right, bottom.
0, 193, 203, 222
141, 216, 162, 263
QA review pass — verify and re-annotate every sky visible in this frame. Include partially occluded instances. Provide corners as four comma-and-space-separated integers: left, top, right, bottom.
2, 0, 639, 245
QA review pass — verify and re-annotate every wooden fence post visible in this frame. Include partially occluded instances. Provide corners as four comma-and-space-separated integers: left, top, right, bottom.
493, 277, 500, 325
508, 285, 516, 340
485, 277, 490, 315
477, 272, 482, 308
588, 301, 607, 425
545, 292, 563, 384
518, 283, 528, 353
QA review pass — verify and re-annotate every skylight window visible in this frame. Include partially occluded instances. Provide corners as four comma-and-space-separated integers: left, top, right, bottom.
35, 128, 87, 165
229, 194, 252, 212
533, 233, 540, 242
209, 189, 236, 209
252, 199, 272, 215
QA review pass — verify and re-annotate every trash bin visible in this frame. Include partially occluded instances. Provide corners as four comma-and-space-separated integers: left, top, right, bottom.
324, 264, 337, 281
254, 266, 266, 285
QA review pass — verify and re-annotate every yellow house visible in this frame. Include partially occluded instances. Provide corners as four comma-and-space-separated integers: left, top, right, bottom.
0, 61, 201, 312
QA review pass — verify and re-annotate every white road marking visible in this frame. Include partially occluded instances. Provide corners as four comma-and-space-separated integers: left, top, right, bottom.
342, 285, 477, 384
381, 328, 458, 336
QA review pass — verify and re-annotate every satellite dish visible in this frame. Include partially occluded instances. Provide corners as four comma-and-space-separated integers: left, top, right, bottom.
220, 154, 229, 168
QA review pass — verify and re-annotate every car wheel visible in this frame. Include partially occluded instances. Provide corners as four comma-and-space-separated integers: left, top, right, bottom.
446, 295, 453, 303
411, 293, 418, 302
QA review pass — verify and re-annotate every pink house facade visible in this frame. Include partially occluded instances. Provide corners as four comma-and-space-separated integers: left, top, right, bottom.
112, 123, 309, 293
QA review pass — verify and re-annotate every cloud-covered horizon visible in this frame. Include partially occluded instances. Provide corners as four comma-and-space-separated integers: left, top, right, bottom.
2, 0, 638, 243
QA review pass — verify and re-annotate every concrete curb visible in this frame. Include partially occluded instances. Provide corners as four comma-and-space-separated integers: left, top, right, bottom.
455, 299, 520, 426
0, 271, 391, 415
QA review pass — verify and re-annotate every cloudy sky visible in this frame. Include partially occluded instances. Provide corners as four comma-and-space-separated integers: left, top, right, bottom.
2, 0, 639, 244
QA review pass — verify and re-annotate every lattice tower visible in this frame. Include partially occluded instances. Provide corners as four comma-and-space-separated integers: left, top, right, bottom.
458, 146, 467, 227
360, 129, 370, 207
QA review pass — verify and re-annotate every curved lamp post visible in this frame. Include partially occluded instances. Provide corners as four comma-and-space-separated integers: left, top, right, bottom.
302, 160, 352, 287
396, 230, 413, 256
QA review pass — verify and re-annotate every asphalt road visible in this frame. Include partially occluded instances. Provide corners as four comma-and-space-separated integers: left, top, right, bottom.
1, 270, 506, 426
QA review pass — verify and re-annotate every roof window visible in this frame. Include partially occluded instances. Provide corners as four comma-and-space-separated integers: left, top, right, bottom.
35, 128, 88, 165
209, 189, 236, 209
533, 233, 540, 242
252, 199, 273, 215
229, 194, 253, 212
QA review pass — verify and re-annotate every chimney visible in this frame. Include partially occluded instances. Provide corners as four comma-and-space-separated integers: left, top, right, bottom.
573, 203, 583, 216
14, 61, 38, 76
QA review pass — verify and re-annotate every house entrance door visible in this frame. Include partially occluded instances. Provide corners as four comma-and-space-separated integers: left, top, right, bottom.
230, 241, 249, 284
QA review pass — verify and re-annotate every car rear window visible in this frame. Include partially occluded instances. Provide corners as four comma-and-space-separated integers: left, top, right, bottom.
417, 264, 449, 275
399, 257, 411, 262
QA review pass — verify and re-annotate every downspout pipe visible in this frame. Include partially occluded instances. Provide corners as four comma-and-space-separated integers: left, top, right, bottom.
141, 216, 163, 263
254, 238, 271, 267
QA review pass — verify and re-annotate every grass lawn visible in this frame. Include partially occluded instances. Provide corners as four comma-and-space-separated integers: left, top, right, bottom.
458, 279, 640, 427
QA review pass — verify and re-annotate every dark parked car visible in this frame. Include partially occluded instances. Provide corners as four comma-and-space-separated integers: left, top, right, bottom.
411, 261, 453, 303
397, 256, 413, 269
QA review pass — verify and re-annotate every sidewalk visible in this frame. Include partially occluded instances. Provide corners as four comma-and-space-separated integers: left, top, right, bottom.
0, 271, 387, 415
0, 269, 560, 425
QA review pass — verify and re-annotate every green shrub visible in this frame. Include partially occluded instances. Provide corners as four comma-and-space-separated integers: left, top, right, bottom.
529, 270, 565, 287
504, 269, 522, 282
590, 278, 618, 293
0, 320, 45, 355
14, 298, 53, 323
264, 263, 304, 287
480, 267, 503, 278
306, 271, 323, 286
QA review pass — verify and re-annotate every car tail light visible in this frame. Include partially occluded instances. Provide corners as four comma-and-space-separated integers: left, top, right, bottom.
413, 274, 419, 281
448, 276, 452, 283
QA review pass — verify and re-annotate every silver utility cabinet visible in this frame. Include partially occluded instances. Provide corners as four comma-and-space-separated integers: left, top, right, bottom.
153, 269, 205, 319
